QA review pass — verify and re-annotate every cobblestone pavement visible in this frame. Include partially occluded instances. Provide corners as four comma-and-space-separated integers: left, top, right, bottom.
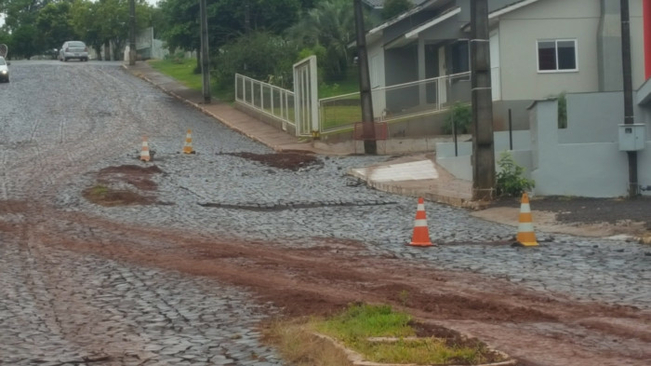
2, 62, 651, 365
0, 62, 284, 365
0, 236, 281, 366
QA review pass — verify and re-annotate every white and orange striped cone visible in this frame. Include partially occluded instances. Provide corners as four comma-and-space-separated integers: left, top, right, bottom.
516, 192, 538, 247
182, 129, 195, 154
140, 136, 151, 162
409, 197, 433, 247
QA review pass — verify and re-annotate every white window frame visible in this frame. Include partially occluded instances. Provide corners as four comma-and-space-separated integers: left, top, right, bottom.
536, 39, 578, 73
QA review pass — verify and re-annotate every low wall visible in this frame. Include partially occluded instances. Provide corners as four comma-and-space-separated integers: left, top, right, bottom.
530, 99, 651, 197
436, 150, 533, 181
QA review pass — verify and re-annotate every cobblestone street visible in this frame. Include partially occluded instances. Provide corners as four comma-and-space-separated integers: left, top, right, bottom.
1, 61, 650, 366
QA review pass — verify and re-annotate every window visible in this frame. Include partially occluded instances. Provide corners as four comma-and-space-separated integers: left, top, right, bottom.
537, 39, 577, 72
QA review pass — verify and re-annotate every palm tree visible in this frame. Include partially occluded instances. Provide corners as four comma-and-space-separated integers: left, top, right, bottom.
287, 0, 355, 81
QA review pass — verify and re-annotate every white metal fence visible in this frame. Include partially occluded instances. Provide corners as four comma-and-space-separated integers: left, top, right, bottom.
235, 71, 472, 137
319, 72, 471, 134
235, 73, 296, 131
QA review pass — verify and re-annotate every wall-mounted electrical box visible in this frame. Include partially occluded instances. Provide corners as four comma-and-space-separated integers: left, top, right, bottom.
618, 124, 646, 151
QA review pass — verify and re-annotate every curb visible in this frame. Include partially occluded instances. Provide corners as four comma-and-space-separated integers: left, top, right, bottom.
348, 169, 481, 210
123, 65, 288, 153
313, 333, 517, 366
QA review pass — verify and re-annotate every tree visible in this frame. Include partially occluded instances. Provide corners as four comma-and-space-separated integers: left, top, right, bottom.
381, 0, 412, 20
9, 24, 38, 58
287, 0, 355, 81
214, 31, 298, 89
35, 1, 76, 52
68, 0, 156, 61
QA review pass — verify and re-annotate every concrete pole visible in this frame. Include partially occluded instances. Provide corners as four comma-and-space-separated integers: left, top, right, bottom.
199, 0, 211, 104
354, 0, 376, 155
129, 0, 136, 66
470, 0, 495, 201
620, 0, 638, 196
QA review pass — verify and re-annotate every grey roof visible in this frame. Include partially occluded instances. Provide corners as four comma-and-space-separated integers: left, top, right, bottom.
362, 0, 429, 9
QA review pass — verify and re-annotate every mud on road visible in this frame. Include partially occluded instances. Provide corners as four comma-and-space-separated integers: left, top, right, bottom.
2, 62, 651, 366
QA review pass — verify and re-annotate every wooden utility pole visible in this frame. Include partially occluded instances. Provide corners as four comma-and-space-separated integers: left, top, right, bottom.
129, 0, 136, 66
354, 0, 376, 155
470, 0, 495, 200
620, 0, 638, 197
199, 0, 211, 103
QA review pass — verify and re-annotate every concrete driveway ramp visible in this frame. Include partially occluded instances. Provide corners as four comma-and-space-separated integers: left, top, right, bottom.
351, 160, 439, 183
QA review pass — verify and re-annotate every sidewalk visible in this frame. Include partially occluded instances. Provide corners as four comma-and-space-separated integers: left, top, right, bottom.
123, 62, 476, 208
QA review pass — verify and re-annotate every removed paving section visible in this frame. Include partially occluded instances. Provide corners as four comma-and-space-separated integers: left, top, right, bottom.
349, 153, 474, 208
477, 196, 651, 240
350, 154, 651, 241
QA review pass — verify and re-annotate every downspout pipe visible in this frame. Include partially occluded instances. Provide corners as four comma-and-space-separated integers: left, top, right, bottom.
620, 0, 638, 197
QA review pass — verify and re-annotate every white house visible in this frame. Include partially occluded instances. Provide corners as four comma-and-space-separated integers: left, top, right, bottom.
365, 0, 648, 130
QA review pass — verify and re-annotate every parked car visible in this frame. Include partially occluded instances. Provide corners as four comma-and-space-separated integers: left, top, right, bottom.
0, 56, 9, 83
59, 41, 89, 62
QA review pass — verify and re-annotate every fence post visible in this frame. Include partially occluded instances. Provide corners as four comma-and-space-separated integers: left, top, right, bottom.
508, 108, 513, 150
271, 87, 275, 116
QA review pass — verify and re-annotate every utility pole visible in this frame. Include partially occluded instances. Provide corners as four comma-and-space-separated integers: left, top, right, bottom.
470, 0, 495, 201
199, 0, 211, 103
620, 0, 638, 197
354, 0, 376, 155
129, 0, 136, 66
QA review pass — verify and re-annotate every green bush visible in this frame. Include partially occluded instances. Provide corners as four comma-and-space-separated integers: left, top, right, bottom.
442, 102, 472, 134
557, 92, 567, 129
496, 151, 535, 197
213, 31, 298, 92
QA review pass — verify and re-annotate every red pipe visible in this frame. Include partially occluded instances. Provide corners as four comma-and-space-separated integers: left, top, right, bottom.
644, 0, 651, 79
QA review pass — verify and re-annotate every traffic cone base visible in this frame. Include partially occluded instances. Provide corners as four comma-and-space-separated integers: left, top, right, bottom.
516, 192, 538, 247
183, 129, 194, 154
140, 137, 151, 162
409, 198, 433, 247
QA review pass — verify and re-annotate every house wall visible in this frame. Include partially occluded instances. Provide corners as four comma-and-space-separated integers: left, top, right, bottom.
436, 93, 651, 198
498, 0, 645, 100
368, 41, 386, 117
561, 92, 622, 143
498, 0, 602, 102
436, 130, 533, 181
385, 45, 419, 113
530, 99, 651, 197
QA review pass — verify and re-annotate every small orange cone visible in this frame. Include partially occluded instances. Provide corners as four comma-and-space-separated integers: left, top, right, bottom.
182, 129, 194, 154
409, 197, 433, 247
140, 136, 151, 162
516, 192, 538, 247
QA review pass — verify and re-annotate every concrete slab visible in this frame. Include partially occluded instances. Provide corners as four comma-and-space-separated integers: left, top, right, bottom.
350, 160, 439, 182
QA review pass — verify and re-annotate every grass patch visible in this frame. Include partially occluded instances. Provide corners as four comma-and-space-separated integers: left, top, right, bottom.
319, 72, 360, 98
265, 303, 508, 365
316, 304, 414, 341
264, 319, 352, 366
148, 59, 202, 91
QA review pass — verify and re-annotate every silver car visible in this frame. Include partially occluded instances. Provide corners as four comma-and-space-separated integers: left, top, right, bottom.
0, 56, 9, 82
59, 41, 89, 62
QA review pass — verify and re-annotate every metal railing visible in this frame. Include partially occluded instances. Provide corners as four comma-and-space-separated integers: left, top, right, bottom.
235, 73, 295, 129
319, 72, 471, 134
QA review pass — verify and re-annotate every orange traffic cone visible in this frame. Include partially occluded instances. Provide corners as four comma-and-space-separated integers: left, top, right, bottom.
409, 197, 433, 247
182, 129, 195, 154
140, 136, 151, 162
516, 192, 538, 247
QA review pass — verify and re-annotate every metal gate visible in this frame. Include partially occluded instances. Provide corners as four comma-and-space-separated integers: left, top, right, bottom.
293, 56, 319, 137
